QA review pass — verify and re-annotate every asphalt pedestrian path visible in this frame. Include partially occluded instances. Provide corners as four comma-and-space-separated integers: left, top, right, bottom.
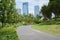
17, 25, 60, 40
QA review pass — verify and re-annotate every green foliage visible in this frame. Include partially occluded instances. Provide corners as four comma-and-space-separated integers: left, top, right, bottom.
19, 14, 36, 25
34, 15, 41, 24
41, 0, 60, 20
0, 0, 19, 27
41, 5, 52, 20
0, 27, 16, 34
0, 23, 20, 40
39, 19, 60, 25
49, 0, 60, 18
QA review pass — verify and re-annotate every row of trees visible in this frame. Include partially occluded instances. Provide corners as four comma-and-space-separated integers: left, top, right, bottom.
41, 0, 60, 20
16, 14, 42, 25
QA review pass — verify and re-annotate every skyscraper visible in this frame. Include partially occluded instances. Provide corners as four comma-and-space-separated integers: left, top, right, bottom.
34, 5, 39, 16
23, 2, 29, 15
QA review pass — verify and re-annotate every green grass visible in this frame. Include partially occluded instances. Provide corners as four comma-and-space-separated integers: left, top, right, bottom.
0, 23, 23, 40
32, 24, 60, 36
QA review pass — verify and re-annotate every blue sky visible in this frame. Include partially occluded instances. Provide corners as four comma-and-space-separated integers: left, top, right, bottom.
15, 0, 49, 14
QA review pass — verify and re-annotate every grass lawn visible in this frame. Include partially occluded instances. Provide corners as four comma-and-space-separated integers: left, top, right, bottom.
0, 23, 22, 40
32, 24, 60, 36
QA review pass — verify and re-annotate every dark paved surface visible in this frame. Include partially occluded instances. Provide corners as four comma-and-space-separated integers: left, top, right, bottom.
17, 25, 60, 40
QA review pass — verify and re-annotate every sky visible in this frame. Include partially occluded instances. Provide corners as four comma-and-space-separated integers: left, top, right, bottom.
15, 0, 49, 14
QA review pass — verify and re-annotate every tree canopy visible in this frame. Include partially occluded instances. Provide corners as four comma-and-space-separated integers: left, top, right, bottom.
41, 0, 60, 20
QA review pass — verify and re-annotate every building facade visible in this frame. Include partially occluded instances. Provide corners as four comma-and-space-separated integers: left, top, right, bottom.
22, 2, 29, 15
34, 5, 39, 16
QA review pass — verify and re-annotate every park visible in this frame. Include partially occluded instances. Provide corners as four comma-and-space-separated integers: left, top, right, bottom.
0, 0, 60, 40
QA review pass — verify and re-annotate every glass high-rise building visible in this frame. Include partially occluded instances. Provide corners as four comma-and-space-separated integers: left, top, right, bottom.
34, 5, 39, 16
22, 2, 29, 15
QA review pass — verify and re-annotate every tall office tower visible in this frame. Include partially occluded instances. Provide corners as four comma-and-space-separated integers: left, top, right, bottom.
23, 2, 29, 15
34, 5, 39, 16
17, 9, 21, 14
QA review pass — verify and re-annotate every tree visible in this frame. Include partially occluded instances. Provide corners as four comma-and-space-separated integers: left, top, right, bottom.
48, 0, 60, 18
41, 5, 52, 20
0, 0, 17, 27
41, 0, 60, 20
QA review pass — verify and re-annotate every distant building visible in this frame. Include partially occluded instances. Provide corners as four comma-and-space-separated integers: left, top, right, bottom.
22, 2, 29, 15
34, 5, 39, 16
17, 9, 21, 14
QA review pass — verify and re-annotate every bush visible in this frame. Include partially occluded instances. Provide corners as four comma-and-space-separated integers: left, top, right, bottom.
0, 27, 16, 33
39, 19, 60, 25
0, 23, 19, 40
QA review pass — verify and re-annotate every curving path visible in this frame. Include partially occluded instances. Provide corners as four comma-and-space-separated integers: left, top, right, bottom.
17, 25, 60, 40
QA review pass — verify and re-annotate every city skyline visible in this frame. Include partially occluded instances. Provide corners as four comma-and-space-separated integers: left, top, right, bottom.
16, 0, 49, 14
17, 2, 40, 15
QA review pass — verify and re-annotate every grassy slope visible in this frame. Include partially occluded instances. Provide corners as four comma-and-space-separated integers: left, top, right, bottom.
0, 23, 22, 40
32, 24, 60, 36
